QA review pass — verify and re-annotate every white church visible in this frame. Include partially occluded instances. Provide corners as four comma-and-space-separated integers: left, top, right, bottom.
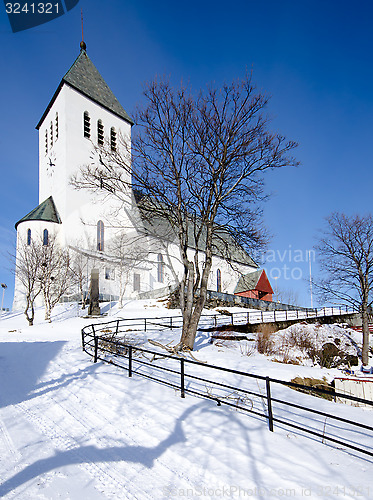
13, 43, 272, 310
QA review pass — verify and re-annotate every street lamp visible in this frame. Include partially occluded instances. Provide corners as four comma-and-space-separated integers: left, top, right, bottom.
1, 283, 7, 317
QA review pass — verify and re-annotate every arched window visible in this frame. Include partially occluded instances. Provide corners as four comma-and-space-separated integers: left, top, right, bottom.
97, 220, 104, 251
83, 111, 91, 138
97, 120, 104, 146
217, 269, 222, 293
134, 273, 140, 292
27, 228, 31, 245
110, 127, 117, 151
157, 254, 164, 283
50, 121, 53, 147
45, 130, 48, 155
55, 112, 59, 141
43, 229, 49, 246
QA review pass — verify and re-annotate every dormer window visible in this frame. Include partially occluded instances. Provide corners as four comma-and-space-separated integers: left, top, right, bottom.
110, 127, 117, 151
97, 120, 104, 146
83, 111, 91, 138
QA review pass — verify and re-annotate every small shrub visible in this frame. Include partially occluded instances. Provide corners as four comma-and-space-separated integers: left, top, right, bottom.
240, 344, 255, 357
257, 326, 275, 355
287, 327, 313, 351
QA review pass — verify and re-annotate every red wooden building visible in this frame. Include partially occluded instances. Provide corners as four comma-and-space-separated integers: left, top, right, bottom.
234, 269, 273, 302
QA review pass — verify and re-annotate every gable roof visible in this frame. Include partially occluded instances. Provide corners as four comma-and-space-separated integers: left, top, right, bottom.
134, 192, 258, 268
15, 196, 62, 229
234, 269, 273, 294
36, 48, 133, 129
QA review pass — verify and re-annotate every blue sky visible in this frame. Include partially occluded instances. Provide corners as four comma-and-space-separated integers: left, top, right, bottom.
1, 0, 372, 309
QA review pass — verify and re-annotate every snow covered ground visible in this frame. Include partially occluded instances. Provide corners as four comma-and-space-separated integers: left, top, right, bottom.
0, 301, 372, 499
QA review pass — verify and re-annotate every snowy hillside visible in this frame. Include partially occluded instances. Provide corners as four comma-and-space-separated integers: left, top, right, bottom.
0, 301, 372, 499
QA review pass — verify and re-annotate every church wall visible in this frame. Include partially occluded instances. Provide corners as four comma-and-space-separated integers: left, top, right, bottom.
142, 235, 258, 298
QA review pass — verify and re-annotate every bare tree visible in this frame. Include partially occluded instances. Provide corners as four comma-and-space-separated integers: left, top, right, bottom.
70, 246, 92, 308
315, 212, 373, 366
13, 237, 42, 326
73, 74, 298, 349
38, 235, 74, 322
276, 288, 300, 306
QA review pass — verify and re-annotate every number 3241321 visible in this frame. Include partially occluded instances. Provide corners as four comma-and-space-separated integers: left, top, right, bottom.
5, 3, 60, 14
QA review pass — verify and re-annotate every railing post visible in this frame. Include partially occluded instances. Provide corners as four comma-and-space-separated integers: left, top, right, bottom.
81, 329, 85, 351
116, 320, 119, 334
94, 336, 99, 363
266, 377, 274, 432
170, 317, 173, 328
214, 315, 217, 327
180, 359, 185, 398
144, 318, 147, 332
247, 311, 249, 323
128, 345, 132, 377
261, 311, 263, 323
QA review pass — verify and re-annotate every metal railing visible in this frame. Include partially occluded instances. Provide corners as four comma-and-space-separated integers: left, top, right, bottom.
81, 305, 354, 340
81, 312, 373, 459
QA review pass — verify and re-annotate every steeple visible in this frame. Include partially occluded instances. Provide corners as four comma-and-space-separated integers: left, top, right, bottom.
36, 47, 133, 129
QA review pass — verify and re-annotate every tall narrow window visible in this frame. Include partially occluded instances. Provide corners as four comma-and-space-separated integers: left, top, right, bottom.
83, 111, 91, 138
97, 220, 104, 251
110, 127, 117, 151
43, 229, 49, 246
217, 269, 222, 293
134, 273, 140, 292
27, 228, 31, 246
55, 112, 59, 141
97, 119, 104, 146
50, 122, 53, 148
157, 254, 164, 283
45, 130, 48, 155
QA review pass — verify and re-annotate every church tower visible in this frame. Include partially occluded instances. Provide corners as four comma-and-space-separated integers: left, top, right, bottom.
35, 42, 133, 246
13, 43, 135, 309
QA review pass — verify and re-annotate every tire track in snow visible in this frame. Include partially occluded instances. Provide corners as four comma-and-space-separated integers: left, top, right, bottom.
10, 399, 140, 499
0, 414, 21, 461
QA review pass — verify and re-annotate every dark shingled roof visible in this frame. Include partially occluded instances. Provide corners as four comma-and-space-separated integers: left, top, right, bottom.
234, 270, 263, 294
37, 49, 133, 129
15, 196, 62, 229
134, 193, 258, 268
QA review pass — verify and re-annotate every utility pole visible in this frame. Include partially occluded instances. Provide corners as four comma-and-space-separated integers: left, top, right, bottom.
308, 250, 313, 309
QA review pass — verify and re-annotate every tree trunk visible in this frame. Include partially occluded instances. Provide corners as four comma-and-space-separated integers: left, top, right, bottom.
24, 298, 34, 326
180, 250, 212, 350
44, 291, 52, 322
361, 301, 370, 366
